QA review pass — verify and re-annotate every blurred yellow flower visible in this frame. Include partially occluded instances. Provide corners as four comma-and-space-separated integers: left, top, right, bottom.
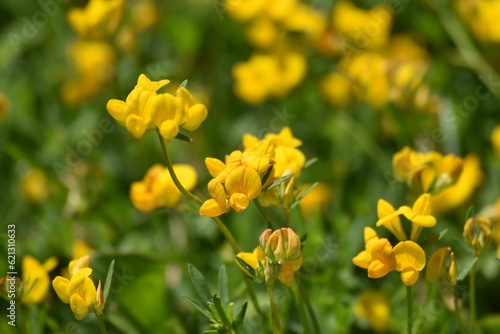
354, 290, 391, 332
67, 0, 125, 40
464, 216, 492, 256
332, 2, 392, 50
0, 92, 9, 122
353, 227, 397, 279
492, 125, 500, 157
21, 168, 49, 204
21, 256, 58, 304
130, 163, 197, 212
245, 18, 280, 49
298, 182, 332, 218
455, 0, 500, 43
232, 51, 306, 104
393, 240, 426, 286
319, 72, 352, 106
130, 0, 158, 32
73, 240, 94, 259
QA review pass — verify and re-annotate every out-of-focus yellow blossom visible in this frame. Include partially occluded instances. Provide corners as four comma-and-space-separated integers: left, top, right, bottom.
454, 0, 500, 43
67, 0, 124, 40
354, 290, 391, 332
61, 41, 116, 106
130, 163, 197, 212
319, 72, 352, 106
377, 199, 407, 241
232, 51, 307, 104
426, 247, 457, 286
52, 256, 104, 320
340, 53, 389, 108
298, 182, 332, 218
430, 154, 482, 215
353, 227, 397, 279
388, 35, 427, 63
130, 0, 158, 32
73, 239, 94, 259
21, 168, 49, 204
223, 0, 268, 22
392, 240, 426, 286
492, 125, 500, 157
21, 256, 58, 304
464, 216, 492, 256
332, 2, 392, 50
281, 3, 327, 38
377, 193, 436, 241
245, 18, 280, 49
0, 92, 9, 122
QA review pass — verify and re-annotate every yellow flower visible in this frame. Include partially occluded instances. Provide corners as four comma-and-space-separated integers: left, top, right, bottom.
392, 241, 426, 286
223, 0, 267, 22
0, 92, 9, 122
492, 125, 500, 157
21, 256, 58, 304
298, 182, 332, 218
73, 240, 94, 259
245, 18, 280, 49
353, 227, 397, 279
52, 256, 104, 320
225, 165, 262, 212
430, 154, 483, 215
426, 247, 457, 286
354, 290, 391, 332
130, 163, 197, 212
21, 168, 49, 204
67, 0, 124, 40
176, 87, 208, 132
454, 0, 500, 43
376, 199, 407, 241
319, 72, 352, 106
130, 0, 158, 32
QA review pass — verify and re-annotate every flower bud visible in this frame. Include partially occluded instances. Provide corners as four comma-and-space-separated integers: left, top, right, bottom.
94, 280, 105, 316
259, 228, 301, 265
464, 217, 492, 256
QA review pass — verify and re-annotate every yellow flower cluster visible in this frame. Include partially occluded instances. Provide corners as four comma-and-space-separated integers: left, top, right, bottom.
353, 194, 435, 286
199, 127, 305, 217
130, 163, 197, 212
62, 0, 124, 106
454, 0, 500, 43
21, 168, 49, 204
52, 255, 105, 320
236, 228, 302, 286
393, 146, 483, 215
106, 74, 208, 139
226, 0, 327, 104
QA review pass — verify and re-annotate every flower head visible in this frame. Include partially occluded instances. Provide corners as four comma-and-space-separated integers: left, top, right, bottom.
259, 228, 302, 265
464, 216, 492, 256
67, 0, 124, 40
21, 256, 58, 304
393, 241, 426, 286
426, 247, 457, 286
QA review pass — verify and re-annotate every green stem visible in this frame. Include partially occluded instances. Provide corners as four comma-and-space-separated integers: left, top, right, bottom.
254, 198, 276, 230
470, 262, 477, 333
267, 282, 282, 334
453, 286, 466, 334
96, 314, 109, 334
435, 5, 500, 98
157, 130, 203, 206
291, 286, 312, 334
211, 216, 240, 254
297, 278, 322, 334
407, 285, 413, 334
17, 303, 28, 334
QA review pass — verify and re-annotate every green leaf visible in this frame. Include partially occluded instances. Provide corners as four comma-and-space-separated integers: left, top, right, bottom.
103, 259, 115, 301
182, 295, 216, 321
304, 158, 318, 169
213, 295, 231, 326
232, 302, 248, 332
262, 173, 292, 191
188, 264, 213, 302
438, 229, 448, 240
457, 257, 478, 281
174, 132, 194, 143
218, 265, 230, 307
291, 182, 319, 209
234, 257, 257, 278
465, 206, 475, 220
226, 302, 234, 323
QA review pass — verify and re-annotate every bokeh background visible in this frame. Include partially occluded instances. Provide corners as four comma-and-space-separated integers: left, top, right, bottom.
1, 0, 500, 333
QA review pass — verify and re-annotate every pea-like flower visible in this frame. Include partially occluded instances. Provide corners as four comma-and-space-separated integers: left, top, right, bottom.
21, 255, 58, 304
259, 228, 302, 265
464, 216, 492, 256
392, 241, 426, 286
426, 247, 457, 286
353, 227, 397, 279
52, 256, 105, 320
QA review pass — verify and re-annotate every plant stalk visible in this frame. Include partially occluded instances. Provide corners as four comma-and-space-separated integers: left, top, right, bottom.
267, 281, 282, 334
